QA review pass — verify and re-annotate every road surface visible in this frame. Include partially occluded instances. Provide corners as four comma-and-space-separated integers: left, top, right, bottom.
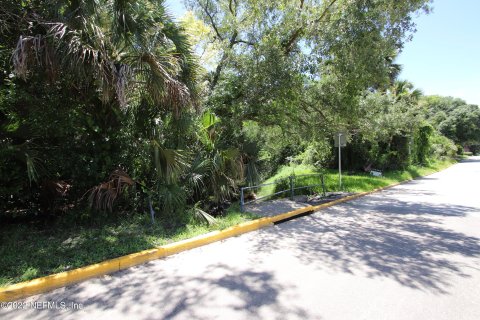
2, 157, 480, 319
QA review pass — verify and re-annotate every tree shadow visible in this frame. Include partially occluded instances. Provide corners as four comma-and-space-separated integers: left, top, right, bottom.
247, 199, 309, 217
250, 194, 480, 294
1, 263, 313, 320
3, 171, 480, 319
459, 156, 480, 164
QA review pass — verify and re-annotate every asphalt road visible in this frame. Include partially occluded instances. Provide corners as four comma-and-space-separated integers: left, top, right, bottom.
2, 157, 480, 320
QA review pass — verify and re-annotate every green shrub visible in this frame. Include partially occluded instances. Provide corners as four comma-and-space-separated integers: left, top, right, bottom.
296, 140, 332, 167
430, 133, 457, 160
469, 145, 480, 155
456, 144, 464, 155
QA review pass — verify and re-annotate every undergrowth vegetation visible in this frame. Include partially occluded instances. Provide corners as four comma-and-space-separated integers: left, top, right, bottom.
257, 159, 456, 198
0, 206, 256, 287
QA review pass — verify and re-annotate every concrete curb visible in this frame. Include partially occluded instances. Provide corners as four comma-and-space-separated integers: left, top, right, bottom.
0, 206, 314, 302
0, 164, 451, 302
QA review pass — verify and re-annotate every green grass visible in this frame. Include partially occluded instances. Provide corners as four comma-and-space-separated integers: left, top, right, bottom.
256, 158, 457, 197
0, 206, 257, 287
257, 164, 318, 197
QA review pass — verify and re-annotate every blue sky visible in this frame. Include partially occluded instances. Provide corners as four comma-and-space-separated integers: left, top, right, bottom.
165, 0, 480, 105
397, 0, 480, 105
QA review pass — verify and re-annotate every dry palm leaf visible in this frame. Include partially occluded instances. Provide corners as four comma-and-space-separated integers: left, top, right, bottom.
88, 169, 135, 212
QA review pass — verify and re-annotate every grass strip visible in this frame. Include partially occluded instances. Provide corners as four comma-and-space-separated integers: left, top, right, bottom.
0, 207, 256, 287
257, 159, 456, 197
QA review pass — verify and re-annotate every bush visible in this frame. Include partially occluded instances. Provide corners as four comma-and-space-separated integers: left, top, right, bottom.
364, 135, 410, 171
296, 140, 332, 167
456, 144, 464, 155
469, 145, 480, 155
430, 134, 457, 160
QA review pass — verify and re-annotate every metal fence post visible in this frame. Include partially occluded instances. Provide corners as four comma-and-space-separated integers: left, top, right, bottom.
289, 175, 294, 200
240, 187, 245, 212
321, 175, 326, 196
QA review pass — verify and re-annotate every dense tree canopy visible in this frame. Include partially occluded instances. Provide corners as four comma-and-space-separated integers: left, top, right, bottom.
2, 0, 477, 224
422, 96, 480, 145
185, 0, 430, 120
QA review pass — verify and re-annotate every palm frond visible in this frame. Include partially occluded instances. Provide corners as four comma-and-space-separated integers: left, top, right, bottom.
245, 159, 260, 186
157, 183, 186, 217
25, 153, 40, 185
152, 140, 190, 183
11, 0, 198, 112
192, 203, 217, 225
185, 155, 211, 191
140, 52, 191, 115
198, 110, 221, 149
8, 141, 45, 185
221, 148, 245, 181
88, 169, 135, 212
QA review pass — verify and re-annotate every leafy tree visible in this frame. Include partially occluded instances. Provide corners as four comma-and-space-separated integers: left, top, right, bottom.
413, 122, 433, 164
346, 90, 423, 170
3, 0, 465, 226
422, 95, 480, 146
183, 0, 432, 172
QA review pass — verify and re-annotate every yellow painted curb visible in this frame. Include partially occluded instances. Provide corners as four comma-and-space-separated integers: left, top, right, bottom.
0, 206, 313, 302
0, 164, 453, 302
310, 183, 397, 212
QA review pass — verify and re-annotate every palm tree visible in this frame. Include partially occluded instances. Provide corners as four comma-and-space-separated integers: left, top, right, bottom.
191, 111, 245, 204
385, 50, 403, 87
4, 0, 200, 218
390, 80, 423, 104
11, 0, 198, 113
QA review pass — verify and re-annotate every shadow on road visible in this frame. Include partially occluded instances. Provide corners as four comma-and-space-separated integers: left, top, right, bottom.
1, 263, 314, 320
251, 193, 480, 294
459, 156, 480, 164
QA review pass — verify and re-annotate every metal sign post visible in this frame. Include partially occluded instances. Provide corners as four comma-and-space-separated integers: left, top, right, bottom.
338, 133, 342, 190
334, 131, 347, 190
